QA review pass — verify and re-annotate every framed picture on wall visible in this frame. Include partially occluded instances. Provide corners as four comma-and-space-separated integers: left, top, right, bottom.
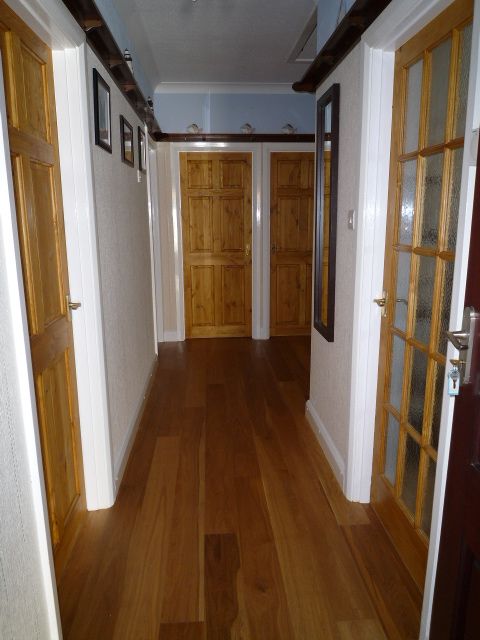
138, 127, 146, 173
93, 69, 112, 153
120, 115, 134, 167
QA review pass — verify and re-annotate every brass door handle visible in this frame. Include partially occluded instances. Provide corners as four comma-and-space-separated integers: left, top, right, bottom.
66, 294, 82, 322
246, 244, 251, 256
373, 291, 388, 317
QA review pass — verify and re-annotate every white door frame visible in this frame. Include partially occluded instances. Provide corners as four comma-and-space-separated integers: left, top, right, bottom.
262, 142, 315, 339
348, 0, 480, 637
170, 141, 263, 340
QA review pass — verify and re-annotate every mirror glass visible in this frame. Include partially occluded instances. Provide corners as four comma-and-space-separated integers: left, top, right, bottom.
314, 84, 339, 341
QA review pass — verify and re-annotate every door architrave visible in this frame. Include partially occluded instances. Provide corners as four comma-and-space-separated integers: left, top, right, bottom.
0, 0, 115, 633
171, 141, 262, 339
348, 0, 480, 637
262, 142, 315, 339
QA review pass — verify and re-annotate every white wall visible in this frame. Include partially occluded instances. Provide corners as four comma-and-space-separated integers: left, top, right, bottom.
86, 46, 156, 487
308, 43, 363, 488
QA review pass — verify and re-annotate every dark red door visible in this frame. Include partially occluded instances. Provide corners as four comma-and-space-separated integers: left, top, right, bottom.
430, 135, 480, 638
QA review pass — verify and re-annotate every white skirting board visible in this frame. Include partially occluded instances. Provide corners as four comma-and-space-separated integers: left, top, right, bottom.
305, 400, 346, 492
113, 355, 158, 494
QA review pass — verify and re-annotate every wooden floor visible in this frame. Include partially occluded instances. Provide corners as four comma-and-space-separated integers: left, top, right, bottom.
58, 337, 422, 639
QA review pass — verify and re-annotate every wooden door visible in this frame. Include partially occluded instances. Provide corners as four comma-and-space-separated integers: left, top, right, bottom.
0, 0, 86, 580
371, 0, 473, 591
270, 152, 315, 335
180, 152, 252, 338
430, 133, 480, 640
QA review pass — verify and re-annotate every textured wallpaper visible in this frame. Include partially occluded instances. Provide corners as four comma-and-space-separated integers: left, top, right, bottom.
310, 43, 362, 465
0, 251, 49, 638
87, 46, 155, 464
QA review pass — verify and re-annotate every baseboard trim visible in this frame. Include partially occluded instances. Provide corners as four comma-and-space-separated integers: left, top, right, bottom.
163, 330, 180, 342
305, 399, 346, 492
113, 355, 158, 495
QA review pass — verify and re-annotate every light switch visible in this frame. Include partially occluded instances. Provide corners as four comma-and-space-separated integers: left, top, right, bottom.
348, 210, 355, 230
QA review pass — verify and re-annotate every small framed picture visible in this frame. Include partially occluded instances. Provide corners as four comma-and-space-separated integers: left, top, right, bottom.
93, 69, 112, 153
120, 115, 134, 167
138, 127, 146, 173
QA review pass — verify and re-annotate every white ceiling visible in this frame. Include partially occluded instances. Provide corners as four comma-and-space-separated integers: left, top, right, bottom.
112, 0, 318, 92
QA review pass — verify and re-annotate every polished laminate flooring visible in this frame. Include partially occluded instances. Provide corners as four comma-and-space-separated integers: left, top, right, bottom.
58, 337, 422, 639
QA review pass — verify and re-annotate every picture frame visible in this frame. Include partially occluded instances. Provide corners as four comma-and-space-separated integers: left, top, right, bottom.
138, 126, 146, 173
120, 115, 134, 167
314, 83, 340, 342
93, 68, 112, 153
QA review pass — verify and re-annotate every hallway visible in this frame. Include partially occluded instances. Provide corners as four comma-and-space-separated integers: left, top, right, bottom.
58, 337, 422, 639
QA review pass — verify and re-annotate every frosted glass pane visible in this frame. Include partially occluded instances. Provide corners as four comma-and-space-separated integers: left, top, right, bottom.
446, 148, 463, 252
427, 38, 451, 146
431, 362, 445, 452
404, 59, 423, 154
401, 434, 420, 518
438, 261, 455, 355
388, 335, 406, 413
399, 160, 417, 245
420, 153, 443, 248
384, 413, 400, 488
408, 347, 428, 434
414, 255, 436, 345
394, 251, 411, 333
421, 457, 436, 537
454, 23, 473, 139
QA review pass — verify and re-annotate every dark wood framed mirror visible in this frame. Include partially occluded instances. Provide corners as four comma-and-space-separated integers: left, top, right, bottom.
314, 83, 339, 341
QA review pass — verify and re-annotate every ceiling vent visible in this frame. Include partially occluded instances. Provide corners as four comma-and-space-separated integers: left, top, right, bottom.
287, 9, 317, 63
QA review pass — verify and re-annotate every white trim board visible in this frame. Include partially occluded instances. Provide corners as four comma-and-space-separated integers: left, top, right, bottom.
170, 141, 263, 340
306, 400, 345, 490
347, 0, 480, 638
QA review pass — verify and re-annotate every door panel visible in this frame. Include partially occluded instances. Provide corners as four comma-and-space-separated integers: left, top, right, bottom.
0, 0, 86, 580
431, 133, 480, 638
270, 152, 314, 336
371, 0, 473, 591
181, 152, 252, 338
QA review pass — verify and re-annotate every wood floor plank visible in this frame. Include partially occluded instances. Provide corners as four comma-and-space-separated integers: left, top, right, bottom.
262, 338, 295, 383
280, 380, 371, 527
158, 622, 205, 640
184, 339, 207, 408
113, 436, 180, 639
205, 533, 241, 639
342, 506, 422, 640
235, 476, 295, 640
272, 338, 310, 399
250, 354, 377, 623
161, 409, 204, 623
57, 509, 110, 637
59, 337, 422, 640
337, 619, 388, 640
254, 433, 340, 638
63, 484, 145, 639
205, 384, 239, 534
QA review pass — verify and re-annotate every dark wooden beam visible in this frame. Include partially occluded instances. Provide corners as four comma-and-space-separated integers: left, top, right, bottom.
154, 132, 315, 143
293, 0, 393, 93
61, 0, 162, 137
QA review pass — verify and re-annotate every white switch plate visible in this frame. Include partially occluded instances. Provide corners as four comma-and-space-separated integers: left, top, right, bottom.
137, 169, 142, 183
348, 210, 355, 230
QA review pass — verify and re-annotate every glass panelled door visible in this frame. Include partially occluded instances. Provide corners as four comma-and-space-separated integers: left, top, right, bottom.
371, 0, 473, 592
